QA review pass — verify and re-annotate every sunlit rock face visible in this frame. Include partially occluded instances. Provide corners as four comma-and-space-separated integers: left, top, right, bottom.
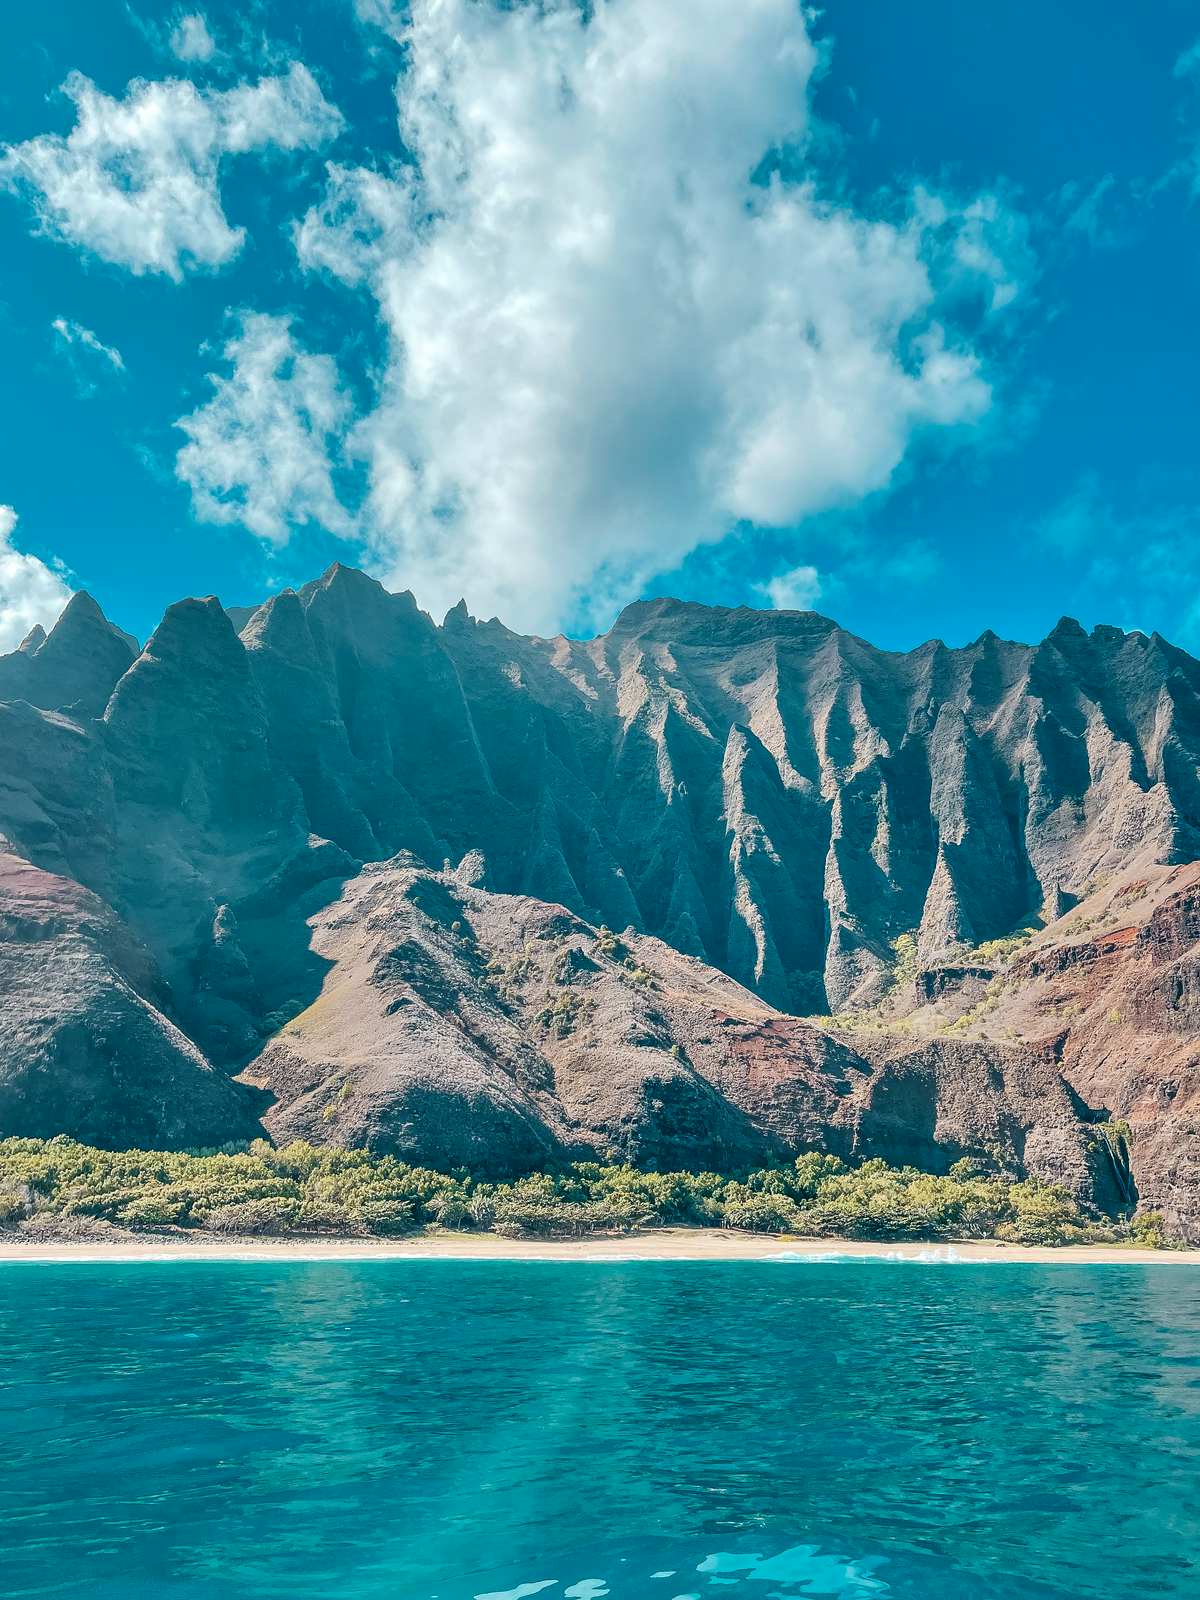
440, 591, 1200, 1013
1, 566, 1199, 1229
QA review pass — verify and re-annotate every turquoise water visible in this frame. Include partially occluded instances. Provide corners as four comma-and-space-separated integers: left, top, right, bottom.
2, 1263, 1200, 1599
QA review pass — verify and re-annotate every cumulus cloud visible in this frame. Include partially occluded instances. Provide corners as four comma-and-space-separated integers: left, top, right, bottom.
52, 317, 125, 371
175, 312, 355, 545
170, 13, 217, 63
760, 564, 822, 612
0, 64, 342, 279
134, 0, 1027, 627
284, 0, 1030, 632
0, 506, 73, 653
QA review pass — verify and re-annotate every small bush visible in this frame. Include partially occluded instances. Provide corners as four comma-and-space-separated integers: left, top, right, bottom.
202, 1198, 303, 1235
889, 932, 919, 987
117, 1190, 193, 1228
0, 1182, 33, 1227
998, 1182, 1091, 1246
1128, 1210, 1174, 1250
353, 1198, 415, 1236
537, 990, 592, 1038
721, 1192, 803, 1233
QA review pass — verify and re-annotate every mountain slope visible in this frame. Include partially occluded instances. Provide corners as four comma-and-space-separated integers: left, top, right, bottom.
0, 568, 1197, 1232
0, 848, 262, 1148
241, 853, 1119, 1207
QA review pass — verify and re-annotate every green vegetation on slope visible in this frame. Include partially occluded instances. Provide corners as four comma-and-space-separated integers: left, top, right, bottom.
0, 1138, 1178, 1247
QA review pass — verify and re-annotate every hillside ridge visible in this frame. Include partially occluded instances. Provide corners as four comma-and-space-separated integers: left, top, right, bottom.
1, 567, 1198, 1235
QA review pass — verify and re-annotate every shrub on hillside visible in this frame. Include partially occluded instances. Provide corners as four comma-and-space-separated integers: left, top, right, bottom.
996, 1181, 1094, 1246
0, 1134, 1176, 1248
1128, 1210, 1177, 1250
352, 1198, 416, 1236
0, 1182, 33, 1227
202, 1198, 303, 1235
116, 1190, 194, 1228
721, 1189, 804, 1233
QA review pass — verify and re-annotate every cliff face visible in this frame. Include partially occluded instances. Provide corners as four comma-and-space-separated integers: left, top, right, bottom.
0, 566, 1198, 1230
240, 854, 1118, 1208
0, 849, 263, 1149
885, 862, 1200, 1241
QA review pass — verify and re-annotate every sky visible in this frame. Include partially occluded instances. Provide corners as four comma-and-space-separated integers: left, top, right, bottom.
2, 1, 1200, 652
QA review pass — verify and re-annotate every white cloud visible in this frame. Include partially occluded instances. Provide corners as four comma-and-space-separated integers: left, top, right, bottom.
0, 506, 73, 653
170, 13, 217, 64
0, 64, 342, 279
294, 162, 415, 287
107, 0, 1030, 627
760, 564, 822, 612
912, 188, 1033, 315
353, 0, 405, 41
286, 0, 1028, 633
175, 312, 355, 545
52, 317, 125, 372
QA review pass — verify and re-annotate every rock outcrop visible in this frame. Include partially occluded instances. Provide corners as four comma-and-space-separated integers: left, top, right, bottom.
882, 863, 1200, 1239
0, 848, 262, 1148
242, 854, 1113, 1199
0, 570, 1198, 1230
0, 592, 137, 719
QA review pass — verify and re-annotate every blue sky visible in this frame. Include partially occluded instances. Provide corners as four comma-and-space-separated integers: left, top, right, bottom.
2, 1, 1200, 651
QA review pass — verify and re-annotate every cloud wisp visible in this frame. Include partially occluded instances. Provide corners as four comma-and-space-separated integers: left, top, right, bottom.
170, 13, 218, 64
760, 564, 823, 613
1, 63, 342, 279
175, 312, 355, 546
0, 506, 73, 653
52, 317, 124, 370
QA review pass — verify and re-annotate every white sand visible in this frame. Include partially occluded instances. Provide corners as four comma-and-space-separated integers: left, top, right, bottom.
1, 1228, 1197, 1264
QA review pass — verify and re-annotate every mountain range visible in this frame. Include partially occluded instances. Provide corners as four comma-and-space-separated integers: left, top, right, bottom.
1, 565, 1197, 1234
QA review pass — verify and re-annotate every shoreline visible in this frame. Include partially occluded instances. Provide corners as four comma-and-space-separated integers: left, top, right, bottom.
1, 1227, 1197, 1264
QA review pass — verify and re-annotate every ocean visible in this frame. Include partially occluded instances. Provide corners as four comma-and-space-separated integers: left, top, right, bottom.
2, 1260, 1198, 1598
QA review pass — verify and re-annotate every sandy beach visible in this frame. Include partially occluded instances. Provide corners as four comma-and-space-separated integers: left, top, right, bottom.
1, 1228, 1197, 1264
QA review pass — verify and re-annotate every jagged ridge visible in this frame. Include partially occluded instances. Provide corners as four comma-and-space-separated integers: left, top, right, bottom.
0, 568, 1198, 1231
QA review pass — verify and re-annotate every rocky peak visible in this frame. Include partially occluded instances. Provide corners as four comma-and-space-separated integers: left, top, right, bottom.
1046, 615, 1089, 645
240, 588, 311, 658
3, 570, 1200, 1232
103, 594, 282, 829
0, 589, 138, 720
5, 568, 1200, 1033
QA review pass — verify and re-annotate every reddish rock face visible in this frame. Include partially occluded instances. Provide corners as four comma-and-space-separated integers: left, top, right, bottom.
0, 850, 263, 1149
989, 866, 1200, 1240
237, 857, 1122, 1204
0, 573, 1198, 1230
